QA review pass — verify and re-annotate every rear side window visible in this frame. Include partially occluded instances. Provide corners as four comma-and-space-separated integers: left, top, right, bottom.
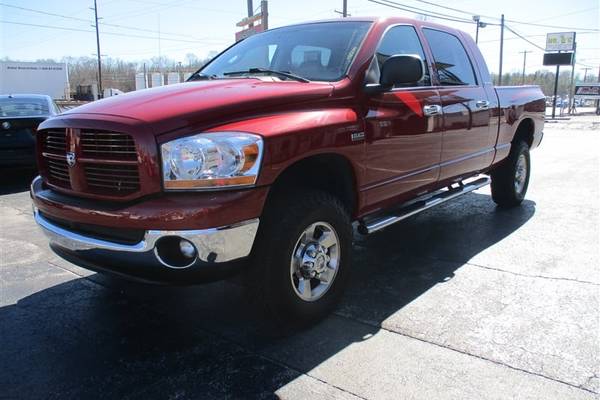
423, 28, 477, 86
367, 25, 430, 86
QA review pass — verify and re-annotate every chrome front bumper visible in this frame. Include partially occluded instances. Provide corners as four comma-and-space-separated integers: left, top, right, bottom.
34, 209, 259, 267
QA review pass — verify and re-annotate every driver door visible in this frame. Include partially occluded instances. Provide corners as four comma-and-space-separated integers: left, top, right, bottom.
363, 25, 443, 209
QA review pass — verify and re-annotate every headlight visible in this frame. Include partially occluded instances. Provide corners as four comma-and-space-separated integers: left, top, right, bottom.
161, 132, 263, 190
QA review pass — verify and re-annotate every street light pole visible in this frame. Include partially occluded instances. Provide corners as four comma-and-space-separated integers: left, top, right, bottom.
93, 0, 103, 98
343, 0, 347, 17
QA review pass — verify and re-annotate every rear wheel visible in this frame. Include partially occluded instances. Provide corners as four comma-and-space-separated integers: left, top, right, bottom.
249, 190, 352, 327
491, 140, 531, 208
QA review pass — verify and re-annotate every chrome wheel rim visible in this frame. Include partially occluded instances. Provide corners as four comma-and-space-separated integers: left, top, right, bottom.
514, 154, 528, 194
290, 221, 340, 302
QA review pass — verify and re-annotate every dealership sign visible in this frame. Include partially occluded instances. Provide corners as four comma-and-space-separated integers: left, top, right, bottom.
235, 24, 265, 41
574, 84, 600, 99
235, 1, 268, 42
546, 32, 576, 51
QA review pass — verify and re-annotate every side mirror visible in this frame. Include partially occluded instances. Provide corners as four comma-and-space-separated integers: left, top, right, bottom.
365, 54, 424, 94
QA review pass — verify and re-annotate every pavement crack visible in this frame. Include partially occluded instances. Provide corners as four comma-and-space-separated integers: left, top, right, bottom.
332, 311, 599, 395
420, 254, 599, 286
465, 262, 599, 286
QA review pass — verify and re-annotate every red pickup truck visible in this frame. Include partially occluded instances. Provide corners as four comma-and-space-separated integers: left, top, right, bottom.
31, 17, 544, 324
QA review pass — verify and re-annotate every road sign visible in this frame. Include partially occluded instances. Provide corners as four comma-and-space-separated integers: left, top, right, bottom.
546, 32, 576, 51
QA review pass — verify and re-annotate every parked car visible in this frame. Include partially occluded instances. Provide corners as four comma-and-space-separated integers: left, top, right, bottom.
0, 94, 59, 168
31, 17, 544, 325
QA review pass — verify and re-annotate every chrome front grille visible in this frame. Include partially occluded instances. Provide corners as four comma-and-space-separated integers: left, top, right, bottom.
39, 128, 141, 197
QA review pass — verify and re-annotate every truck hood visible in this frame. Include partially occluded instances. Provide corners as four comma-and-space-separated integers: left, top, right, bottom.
64, 79, 334, 133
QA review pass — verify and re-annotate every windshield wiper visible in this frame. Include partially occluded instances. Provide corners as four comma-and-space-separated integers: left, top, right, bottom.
223, 68, 309, 83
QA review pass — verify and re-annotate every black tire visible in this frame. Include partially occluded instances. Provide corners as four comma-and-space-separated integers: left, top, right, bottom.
248, 190, 352, 328
490, 140, 531, 208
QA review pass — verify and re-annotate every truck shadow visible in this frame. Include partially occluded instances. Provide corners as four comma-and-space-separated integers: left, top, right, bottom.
1, 193, 536, 398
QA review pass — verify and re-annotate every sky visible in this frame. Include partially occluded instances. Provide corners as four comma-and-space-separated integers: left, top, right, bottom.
1, 0, 599, 77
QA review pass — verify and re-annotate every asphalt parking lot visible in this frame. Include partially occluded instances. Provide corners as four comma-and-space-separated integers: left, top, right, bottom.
1, 115, 599, 399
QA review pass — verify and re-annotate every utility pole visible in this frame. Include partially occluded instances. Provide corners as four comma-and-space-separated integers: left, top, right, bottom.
582, 67, 591, 82
143, 63, 147, 89
158, 14, 161, 71
519, 50, 532, 85
247, 0, 253, 18
343, 0, 348, 17
261, 0, 268, 30
596, 66, 600, 115
551, 57, 560, 119
498, 14, 504, 86
567, 42, 576, 114
93, 0, 103, 98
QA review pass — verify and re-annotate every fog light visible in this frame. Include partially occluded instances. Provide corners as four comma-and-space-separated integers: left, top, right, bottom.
179, 239, 196, 258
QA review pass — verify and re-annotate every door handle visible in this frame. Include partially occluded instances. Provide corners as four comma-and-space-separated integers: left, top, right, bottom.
475, 100, 490, 110
423, 105, 442, 116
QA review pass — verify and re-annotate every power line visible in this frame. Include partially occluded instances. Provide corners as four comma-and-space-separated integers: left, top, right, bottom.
0, 20, 227, 44
406, 0, 600, 31
528, 6, 598, 23
504, 25, 545, 51
0, 2, 213, 41
0, 2, 91, 22
367, 0, 487, 25
409, 0, 493, 19
503, 17, 599, 32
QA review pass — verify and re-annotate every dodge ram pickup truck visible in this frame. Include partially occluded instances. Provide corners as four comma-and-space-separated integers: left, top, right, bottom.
31, 17, 544, 324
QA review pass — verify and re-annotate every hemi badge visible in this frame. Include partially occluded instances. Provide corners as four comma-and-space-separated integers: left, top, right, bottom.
351, 132, 365, 142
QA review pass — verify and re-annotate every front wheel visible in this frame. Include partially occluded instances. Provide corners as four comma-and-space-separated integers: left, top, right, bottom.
490, 140, 531, 208
248, 190, 352, 327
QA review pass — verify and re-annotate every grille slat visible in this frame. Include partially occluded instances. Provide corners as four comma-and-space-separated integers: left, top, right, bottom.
45, 157, 71, 187
87, 176, 139, 183
84, 168, 138, 176
82, 149, 138, 154
86, 175, 139, 183
84, 163, 140, 194
40, 128, 141, 197
43, 130, 67, 155
80, 130, 137, 160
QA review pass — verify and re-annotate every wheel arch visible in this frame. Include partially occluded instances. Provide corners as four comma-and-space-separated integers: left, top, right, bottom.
512, 117, 535, 148
266, 153, 359, 217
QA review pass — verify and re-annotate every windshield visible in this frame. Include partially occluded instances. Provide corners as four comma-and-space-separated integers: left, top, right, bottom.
0, 98, 49, 117
199, 21, 372, 82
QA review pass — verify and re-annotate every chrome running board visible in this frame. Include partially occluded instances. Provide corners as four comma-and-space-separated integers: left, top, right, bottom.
358, 176, 491, 235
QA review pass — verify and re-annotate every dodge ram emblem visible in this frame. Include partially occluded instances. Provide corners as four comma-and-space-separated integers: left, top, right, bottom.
66, 152, 76, 167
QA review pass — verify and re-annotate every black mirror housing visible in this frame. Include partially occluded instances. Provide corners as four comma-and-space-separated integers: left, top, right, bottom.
380, 55, 424, 87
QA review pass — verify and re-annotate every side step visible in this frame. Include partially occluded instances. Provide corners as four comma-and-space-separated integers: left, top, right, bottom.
358, 176, 491, 235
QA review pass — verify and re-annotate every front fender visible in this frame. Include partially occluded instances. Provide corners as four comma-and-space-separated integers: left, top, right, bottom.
208, 109, 366, 187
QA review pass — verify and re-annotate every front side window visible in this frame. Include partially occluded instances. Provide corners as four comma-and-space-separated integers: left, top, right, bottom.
366, 25, 431, 87
422, 28, 477, 86
199, 22, 371, 82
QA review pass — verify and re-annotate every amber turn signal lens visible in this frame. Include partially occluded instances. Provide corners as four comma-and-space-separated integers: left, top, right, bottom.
163, 175, 256, 189
241, 143, 259, 172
